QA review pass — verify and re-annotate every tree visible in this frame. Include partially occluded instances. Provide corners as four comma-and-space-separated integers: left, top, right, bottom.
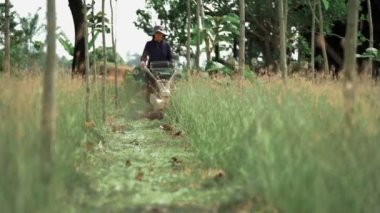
343, 0, 360, 126
57, 30, 99, 58
238, 0, 245, 78
1, 7, 46, 70
317, 0, 329, 77
84, 0, 91, 122
196, 14, 240, 61
101, 0, 107, 122
86, 3, 111, 81
366, 0, 374, 76
278, 0, 288, 83
110, 0, 118, 108
41, 0, 56, 182
2, 0, 11, 76
90, 0, 96, 81
69, 0, 86, 76
68, 0, 110, 77
186, 0, 191, 71
136, 0, 347, 69
201, 6, 213, 64
195, 0, 202, 71
90, 46, 124, 64
309, 0, 316, 80
18, 8, 45, 69
0, 5, 19, 48
19, 9, 44, 54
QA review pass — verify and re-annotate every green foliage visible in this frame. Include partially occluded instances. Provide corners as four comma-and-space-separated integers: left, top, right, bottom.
297, 35, 312, 60
365, 47, 379, 58
87, 10, 111, 34
134, 0, 195, 53
243, 68, 256, 82
18, 8, 45, 53
56, 30, 124, 65
90, 46, 125, 65
56, 31, 74, 56
205, 61, 234, 75
190, 14, 240, 48
357, 47, 380, 61
57, 30, 100, 57
135, 0, 347, 65
291, 0, 346, 37
167, 79, 380, 212
357, 31, 368, 47
0, 9, 20, 46
134, 9, 153, 35
321, 0, 329, 10
0, 7, 46, 70
56, 4, 111, 58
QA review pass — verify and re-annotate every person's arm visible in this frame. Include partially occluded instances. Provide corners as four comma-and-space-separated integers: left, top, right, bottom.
167, 43, 173, 66
140, 42, 149, 67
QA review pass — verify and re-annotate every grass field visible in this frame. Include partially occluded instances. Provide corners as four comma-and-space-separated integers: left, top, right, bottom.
1, 71, 379, 212
168, 76, 380, 212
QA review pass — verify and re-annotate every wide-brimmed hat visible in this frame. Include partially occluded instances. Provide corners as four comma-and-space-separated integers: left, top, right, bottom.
151, 25, 167, 36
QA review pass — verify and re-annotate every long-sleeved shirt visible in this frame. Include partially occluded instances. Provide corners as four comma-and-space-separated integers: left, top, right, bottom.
140, 40, 173, 68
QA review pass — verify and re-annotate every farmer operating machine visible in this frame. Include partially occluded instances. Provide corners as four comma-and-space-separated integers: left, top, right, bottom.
142, 60, 180, 113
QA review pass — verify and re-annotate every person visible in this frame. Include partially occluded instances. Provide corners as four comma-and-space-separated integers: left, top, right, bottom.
140, 25, 174, 101
140, 25, 173, 70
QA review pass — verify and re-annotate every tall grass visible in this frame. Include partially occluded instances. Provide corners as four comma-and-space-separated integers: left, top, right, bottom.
0, 73, 120, 212
168, 78, 380, 212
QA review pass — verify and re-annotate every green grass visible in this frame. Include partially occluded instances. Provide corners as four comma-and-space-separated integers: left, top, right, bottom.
0, 73, 241, 212
0, 74, 120, 212
167, 77, 380, 212
76, 118, 238, 212
2, 72, 380, 212
72, 76, 242, 212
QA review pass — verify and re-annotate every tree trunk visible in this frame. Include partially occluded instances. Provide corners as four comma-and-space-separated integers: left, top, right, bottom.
263, 39, 273, 66
101, 0, 107, 122
311, 0, 316, 80
205, 36, 211, 63
195, 0, 201, 71
214, 44, 220, 61
318, 0, 329, 77
91, 0, 96, 82
69, 0, 86, 76
367, 0, 374, 77
186, 0, 191, 71
199, 1, 211, 64
84, 0, 91, 122
41, 0, 56, 183
2, 0, 10, 76
278, 0, 288, 83
214, 21, 221, 62
233, 37, 239, 59
284, 0, 288, 32
239, 0, 245, 78
343, 0, 360, 127
110, 0, 118, 109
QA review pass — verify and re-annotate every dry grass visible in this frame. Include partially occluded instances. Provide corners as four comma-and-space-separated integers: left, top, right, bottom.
0, 71, 112, 212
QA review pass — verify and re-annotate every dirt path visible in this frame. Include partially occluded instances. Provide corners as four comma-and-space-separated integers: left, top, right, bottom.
76, 119, 244, 212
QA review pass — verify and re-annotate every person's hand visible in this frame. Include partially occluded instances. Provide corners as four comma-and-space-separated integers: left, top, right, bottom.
140, 61, 147, 68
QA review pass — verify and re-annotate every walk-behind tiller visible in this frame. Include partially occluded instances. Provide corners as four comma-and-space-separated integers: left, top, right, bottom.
142, 61, 180, 112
